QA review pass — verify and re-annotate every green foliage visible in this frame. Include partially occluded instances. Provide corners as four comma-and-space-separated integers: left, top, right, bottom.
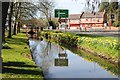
108, 2, 118, 12
2, 43, 11, 49
99, 2, 118, 13
113, 21, 120, 27
41, 31, 78, 47
40, 31, 119, 59
99, 2, 109, 12
2, 32, 44, 79
77, 36, 119, 58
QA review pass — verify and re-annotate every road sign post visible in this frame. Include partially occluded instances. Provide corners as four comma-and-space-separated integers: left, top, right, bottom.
55, 9, 69, 31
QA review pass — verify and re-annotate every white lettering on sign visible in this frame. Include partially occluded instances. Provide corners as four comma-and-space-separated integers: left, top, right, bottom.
59, 13, 65, 15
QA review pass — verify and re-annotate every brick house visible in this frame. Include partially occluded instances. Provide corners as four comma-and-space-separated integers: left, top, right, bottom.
68, 14, 81, 29
80, 11, 106, 28
67, 11, 107, 29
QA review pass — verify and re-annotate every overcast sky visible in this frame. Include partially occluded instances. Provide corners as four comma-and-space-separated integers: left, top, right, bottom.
36, 0, 120, 18
54, 0, 120, 14
54, 0, 86, 14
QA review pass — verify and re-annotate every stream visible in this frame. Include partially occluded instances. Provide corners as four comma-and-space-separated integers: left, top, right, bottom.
28, 39, 119, 80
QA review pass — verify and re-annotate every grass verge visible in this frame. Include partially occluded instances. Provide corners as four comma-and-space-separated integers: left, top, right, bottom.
1, 32, 44, 79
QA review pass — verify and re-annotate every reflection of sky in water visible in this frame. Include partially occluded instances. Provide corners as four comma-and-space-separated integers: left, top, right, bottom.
29, 39, 118, 79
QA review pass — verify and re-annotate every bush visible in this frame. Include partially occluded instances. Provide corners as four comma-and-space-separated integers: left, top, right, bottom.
113, 21, 120, 27
40, 31, 78, 47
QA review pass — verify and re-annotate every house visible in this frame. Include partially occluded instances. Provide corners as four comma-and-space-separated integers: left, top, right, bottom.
80, 11, 106, 28
58, 11, 107, 29
68, 14, 81, 29
66, 11, 106, 29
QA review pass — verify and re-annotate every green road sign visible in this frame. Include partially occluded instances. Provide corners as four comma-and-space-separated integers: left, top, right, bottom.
55, 9, 69, 18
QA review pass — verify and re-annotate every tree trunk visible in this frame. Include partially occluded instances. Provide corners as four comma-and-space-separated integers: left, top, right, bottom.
2, 2, 9, 42
13, 3, 19, 35
17, 2, 21, 33
8, 2, 14, 38
13, 22, 17, 35
1, 2, 9, 73
17, 22, 21, 33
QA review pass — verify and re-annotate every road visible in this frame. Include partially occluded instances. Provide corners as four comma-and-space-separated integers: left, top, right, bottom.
59, 27, 120, 37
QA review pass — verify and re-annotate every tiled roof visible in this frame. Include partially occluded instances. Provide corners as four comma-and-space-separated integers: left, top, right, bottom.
81, 12, 104, 18
69, 14, 81, 19
68, 12, 105, 19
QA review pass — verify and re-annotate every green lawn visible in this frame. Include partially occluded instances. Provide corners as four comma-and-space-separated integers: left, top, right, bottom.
1, 32, 44, 79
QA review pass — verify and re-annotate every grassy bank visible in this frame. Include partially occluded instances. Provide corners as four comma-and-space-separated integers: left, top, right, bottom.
40, 30, 119, 62
39, 30, 119, 76
1, 32, 44, 79
77, 34, 119, 59
63, 46, 119, 76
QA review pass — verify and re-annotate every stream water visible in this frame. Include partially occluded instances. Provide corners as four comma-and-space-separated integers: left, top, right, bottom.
29, 39, 119, 79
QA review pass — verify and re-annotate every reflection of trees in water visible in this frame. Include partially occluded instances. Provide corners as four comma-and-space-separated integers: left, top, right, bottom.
29, 40, 55, 73
29, 39, 68, 75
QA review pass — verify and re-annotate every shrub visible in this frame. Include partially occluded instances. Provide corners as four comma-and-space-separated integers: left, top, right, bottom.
113, 21, 120, 27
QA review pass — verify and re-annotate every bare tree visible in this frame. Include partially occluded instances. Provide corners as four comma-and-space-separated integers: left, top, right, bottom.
12, 2, 38, 34
85, 0, 100, 12
37, 0, 55, 28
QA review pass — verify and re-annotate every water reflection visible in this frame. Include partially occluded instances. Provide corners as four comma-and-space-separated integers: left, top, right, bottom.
55, 48, 68, 66
29, 39, 118, 79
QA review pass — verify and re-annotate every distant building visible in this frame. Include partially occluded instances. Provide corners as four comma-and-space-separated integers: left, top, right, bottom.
66, 11, 107, 29
80, 11, 106, 28
68, 14, 81, 29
